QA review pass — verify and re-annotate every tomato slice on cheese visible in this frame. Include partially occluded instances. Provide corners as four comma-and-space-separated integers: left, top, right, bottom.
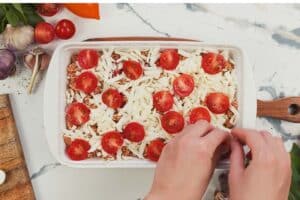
123, 122, 145, 142
205, 92, 230, 114
145, 138, 165, 162
66, 139, 90, 161
75, 71, 98, 94
153, 91, 174, 112
173, 74, 195, 97
189, 107, 211, 124
66, 102, 91, 126
158, 49, 180, 70
101, 131, 124, 155
123, 60, 143, 80
77, 49, 99, 69
102, 88, 124, 109
161, 111, 184, 134
201, 52, 226, 74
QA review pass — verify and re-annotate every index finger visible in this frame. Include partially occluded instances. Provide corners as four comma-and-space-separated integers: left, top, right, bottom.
183, 120, 214, 138
231, 128, 265, 155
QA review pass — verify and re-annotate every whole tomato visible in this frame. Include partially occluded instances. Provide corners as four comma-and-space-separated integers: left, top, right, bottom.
36, 4, 60, 17
34, 22, 55, 44
55, 19, 76, 40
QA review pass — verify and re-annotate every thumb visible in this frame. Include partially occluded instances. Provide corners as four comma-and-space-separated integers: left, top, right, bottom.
229, 138, 244, 183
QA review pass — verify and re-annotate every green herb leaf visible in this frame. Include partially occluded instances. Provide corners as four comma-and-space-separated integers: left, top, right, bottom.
22, 4, 44, 27
12, 3, 27, 23
0, 5, 5, 19
289, 143, 300, 200
12, 4, 23, 15
5, 7, 21, 26
0, 4, 43, 33
0, 18, 8, 33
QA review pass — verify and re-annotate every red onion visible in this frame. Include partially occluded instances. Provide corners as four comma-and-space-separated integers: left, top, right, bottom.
0, 49, 16, 80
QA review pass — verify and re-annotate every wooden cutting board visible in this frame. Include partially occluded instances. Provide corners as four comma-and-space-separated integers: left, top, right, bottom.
0, 94, 35, 200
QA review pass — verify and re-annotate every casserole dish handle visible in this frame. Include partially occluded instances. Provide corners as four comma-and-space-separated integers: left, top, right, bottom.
257, 97, 300, 123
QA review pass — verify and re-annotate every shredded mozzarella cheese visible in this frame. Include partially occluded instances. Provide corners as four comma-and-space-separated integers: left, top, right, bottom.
63, 47, 238, 160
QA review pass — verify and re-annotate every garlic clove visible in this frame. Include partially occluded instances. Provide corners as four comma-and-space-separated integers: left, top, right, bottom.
40, 53, 51, 70
23, 53, 35, 70
23, 52, 50, 70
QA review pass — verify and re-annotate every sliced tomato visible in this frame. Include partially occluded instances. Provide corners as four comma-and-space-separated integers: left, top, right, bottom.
123, 122, 145, 142
158, 49, 180, 70
189, 107, 211, 124
153, 91, 174, 112
123, 60, 143, 80
201, 52, 226, 74
77, 49, 99, 69
66, 139, 90, 161
205, 92, 230, 114
75, 71, 98, 94
102, 88, 124, 109
173, 74, 195, 97
66, 102, 90, 126
145, 138, 165, 162
161, 111, 184, 134
71, 139, 91, 150
101, 131, 124, 155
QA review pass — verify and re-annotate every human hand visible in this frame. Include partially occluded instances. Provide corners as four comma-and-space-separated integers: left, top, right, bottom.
146, 121, 230, 200
229, 128, 291, 200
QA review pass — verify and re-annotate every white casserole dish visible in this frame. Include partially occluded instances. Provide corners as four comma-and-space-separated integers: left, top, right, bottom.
44, 41, 256, 168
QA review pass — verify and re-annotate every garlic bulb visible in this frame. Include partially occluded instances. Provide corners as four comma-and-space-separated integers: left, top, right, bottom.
3, 24, 34, 50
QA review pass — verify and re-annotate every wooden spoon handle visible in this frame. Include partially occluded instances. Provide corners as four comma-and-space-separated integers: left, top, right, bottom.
257, 97, 300, 123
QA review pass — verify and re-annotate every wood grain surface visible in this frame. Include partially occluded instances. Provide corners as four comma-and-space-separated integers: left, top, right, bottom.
257, 97, 300, 123
0, 94, 35, 200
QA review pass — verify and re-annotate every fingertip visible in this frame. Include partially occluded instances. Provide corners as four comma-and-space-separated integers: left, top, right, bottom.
231, 127, 245, 137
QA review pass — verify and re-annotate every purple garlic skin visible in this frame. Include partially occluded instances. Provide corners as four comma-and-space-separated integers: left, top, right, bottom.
0, 49, 16, 80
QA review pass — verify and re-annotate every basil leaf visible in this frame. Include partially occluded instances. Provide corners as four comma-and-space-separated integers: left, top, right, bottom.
22, 4, 44, 26
12, 3, 27, 23
13, 4, 23, 15
0, 18, 7, 33
0, 5, 5, 19
5, 7, 20, 26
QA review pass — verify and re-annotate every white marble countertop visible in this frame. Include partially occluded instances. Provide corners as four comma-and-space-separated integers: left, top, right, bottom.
5, 3, 300, 200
